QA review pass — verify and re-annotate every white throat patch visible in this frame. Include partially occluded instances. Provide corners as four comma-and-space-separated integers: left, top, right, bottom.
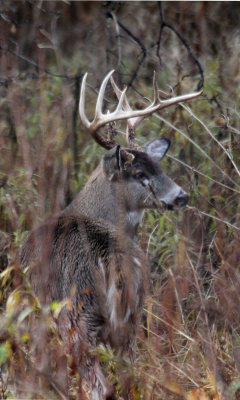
126, 210, 144, 227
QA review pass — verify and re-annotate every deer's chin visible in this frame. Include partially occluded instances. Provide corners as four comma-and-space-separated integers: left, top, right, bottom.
161, 200, 189, 211
162, 202, 186, 211
164, 203, 188, 211
160, 201, 173, 210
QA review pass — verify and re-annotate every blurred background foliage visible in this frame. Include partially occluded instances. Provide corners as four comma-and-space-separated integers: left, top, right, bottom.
0, 1, 240, 399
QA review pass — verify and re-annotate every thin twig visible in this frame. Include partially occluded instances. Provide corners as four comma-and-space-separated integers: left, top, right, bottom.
181, 103, 240, 179
154, 114, 240, 190
186, 251, 218, 377
186, 205, 240, 232
167, 154, 240, 194
143, 307, 195, 343
0, 44, 77, 81
146, 223, 159, 257
166, 360, 199, 388
227, 124, 240, 136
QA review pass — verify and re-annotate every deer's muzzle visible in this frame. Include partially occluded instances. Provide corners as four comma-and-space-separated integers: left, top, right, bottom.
173, 189, 189, 207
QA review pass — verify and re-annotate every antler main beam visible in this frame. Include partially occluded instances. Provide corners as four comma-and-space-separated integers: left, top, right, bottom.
79, 70, 202, 149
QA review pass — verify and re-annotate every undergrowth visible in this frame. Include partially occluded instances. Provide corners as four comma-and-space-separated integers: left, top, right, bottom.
0, 2, 240, 399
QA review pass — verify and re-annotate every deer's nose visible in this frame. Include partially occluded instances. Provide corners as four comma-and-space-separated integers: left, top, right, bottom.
174, 190, 189, 207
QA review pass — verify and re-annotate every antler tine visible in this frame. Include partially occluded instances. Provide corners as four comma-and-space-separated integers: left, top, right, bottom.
110, 75, 131, 112
95, 69, 128, 122
79, 70, 118, 149
95, 69, 115, 119
110, 75, 136, 148
152, 71, 159, 105
80, 70, 124, 149
155, 90, 203, 110
110, 75, 145, 148
115, 86, 128, 114
79, 72, 90, 129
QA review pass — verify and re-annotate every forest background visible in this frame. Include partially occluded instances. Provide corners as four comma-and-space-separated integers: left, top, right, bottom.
0, 2, 240, 399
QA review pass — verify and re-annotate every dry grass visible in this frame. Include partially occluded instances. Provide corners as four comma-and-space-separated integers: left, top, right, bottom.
1, 2, 240, 399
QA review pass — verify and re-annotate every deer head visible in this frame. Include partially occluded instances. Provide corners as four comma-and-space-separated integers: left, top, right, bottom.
65, 71, 202, 236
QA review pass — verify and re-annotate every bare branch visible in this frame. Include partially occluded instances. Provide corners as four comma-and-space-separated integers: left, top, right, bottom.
157, 2, 204, 90
154, 113, 240, 189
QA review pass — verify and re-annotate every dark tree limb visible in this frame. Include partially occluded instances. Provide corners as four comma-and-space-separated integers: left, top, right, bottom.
156, 2, 204, 90
106, 11, 146, 89
116, 19, 146, 88
71, 74, 81, 179
110, 11, 122, 69
105, 2, 114, 73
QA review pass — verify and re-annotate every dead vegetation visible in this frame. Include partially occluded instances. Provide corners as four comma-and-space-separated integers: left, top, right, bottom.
0, 2, 240, 399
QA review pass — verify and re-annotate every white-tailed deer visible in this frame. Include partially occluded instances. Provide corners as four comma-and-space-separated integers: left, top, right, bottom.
21, 71, 201, 399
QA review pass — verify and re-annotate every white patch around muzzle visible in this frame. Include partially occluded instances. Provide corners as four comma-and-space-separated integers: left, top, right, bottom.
159, 184, 183, 207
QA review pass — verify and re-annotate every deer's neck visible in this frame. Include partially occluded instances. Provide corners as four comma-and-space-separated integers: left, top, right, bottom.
125, 210, 144, 238
63, 166, 143, 239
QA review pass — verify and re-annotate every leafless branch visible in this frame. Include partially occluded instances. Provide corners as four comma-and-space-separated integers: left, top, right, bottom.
0, 43, 79, 81
157, 2, 204, 90
106, 12, 147, 88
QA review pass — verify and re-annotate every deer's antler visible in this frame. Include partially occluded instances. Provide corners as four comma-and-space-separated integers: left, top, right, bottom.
79, 70, 202, 150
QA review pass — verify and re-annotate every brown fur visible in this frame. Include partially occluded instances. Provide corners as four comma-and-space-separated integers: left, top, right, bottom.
21, 141, 187, 399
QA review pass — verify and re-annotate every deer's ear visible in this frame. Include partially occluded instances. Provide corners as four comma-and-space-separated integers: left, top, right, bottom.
102, 146, 135, 181
102, 146, 121, 181
145, 138, 171, 160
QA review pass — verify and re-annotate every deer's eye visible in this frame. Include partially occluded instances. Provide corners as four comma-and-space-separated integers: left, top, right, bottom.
134, 171, 147, 180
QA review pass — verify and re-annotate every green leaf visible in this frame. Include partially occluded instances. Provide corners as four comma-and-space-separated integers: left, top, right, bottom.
0, 342, 11, 366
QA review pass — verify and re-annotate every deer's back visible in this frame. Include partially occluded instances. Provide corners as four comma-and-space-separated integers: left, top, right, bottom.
21, 215, 147, 349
